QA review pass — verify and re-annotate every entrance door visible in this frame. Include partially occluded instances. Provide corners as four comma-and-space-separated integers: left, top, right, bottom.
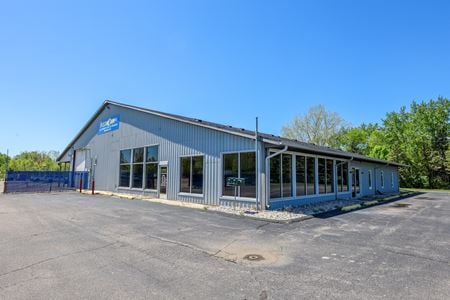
159, 165, 168, 199
352, 168, 360, 198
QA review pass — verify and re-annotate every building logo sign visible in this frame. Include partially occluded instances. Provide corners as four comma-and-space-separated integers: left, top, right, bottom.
98, 116, 120, 135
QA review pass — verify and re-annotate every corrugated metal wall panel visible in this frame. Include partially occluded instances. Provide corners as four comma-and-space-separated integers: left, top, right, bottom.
70, 104, 256, 206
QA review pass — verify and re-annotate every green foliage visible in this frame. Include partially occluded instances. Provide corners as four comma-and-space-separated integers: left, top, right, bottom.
8, 151, 61, 172
0, 153, 10, 179
333, 97, 449, 189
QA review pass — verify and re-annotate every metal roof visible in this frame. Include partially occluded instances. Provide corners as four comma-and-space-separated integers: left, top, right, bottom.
57, 100, 404, 167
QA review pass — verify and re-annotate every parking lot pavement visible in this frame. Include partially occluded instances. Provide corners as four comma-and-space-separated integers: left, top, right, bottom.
0, 192, 449, 299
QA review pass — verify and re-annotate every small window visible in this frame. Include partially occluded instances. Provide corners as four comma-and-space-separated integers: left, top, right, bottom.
133, 148, 144, 163
381, 171, 385, 189
131, 148, 144, 188
132, 164, 143, 188
119, 164, 131, 187
342, 162, 349, 192
306, 157, 316, 195
282, 154, 292, 197
326, 159, 334, 193
145, 145, 159, 190
120, 149, 132, 164
145, 164, 158, 189
269, 154, 281, 199
318, 158, 326, 194
180, 156, 203, 194
223, 153, 239, 196
391, 171, 394, 188
296, 155, 306, 196
368, 170, 372, 190
146, 146, 158, 162
239, 152, 256, 198
336, 161, 348, 192
119, 149, 132, 187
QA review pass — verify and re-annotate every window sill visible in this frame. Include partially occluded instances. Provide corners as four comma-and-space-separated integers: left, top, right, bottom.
178, 192, 204, 198
220, 196, 256, 202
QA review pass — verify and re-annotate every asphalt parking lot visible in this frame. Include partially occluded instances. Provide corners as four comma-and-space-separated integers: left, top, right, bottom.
0, 192, 449, 299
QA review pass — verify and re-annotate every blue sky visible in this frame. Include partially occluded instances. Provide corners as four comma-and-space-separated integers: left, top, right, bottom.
1, 0, 449, 156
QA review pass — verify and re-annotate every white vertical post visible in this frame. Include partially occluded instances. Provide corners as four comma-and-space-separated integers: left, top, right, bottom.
255, 117, 259, 211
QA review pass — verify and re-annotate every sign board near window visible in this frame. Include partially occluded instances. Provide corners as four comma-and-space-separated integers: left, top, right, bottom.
98, 116, 120, 135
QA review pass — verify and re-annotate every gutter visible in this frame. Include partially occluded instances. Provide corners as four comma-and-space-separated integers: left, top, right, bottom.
264, 144, 288, 209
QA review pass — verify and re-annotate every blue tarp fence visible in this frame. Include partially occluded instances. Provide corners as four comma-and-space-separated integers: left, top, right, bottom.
4, 171, 89, 193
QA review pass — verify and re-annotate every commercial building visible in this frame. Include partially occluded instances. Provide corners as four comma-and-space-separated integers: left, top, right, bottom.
57, 100, 401, 210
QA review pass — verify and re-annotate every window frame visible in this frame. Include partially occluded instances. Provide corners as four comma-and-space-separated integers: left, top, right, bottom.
368, 170, 373, 190
119, 149, 132, 188
179, 154, 204, 195
391, 171, 394, 188
131, 147, 145, 189
144, 145, 159, 191
381, 171, 385, 189
220, 150, 257, 200
118, 144, 160, 191
269, 150, 343, 201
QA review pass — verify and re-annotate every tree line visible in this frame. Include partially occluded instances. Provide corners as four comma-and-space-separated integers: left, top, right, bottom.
282, 97, 450, 189
1, 97, 449, 189
0, 151, 61, 179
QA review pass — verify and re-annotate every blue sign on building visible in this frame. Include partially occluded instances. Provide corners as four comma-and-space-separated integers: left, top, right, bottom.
98, 116, 120, 134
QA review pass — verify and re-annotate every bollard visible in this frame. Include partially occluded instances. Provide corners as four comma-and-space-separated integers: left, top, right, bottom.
79, 177, 83, 193
91, 180, 95, 195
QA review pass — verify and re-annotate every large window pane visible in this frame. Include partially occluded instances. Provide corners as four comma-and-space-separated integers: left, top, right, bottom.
306, 157, 316, 195
180, 157, 191, 193
282, 154, 292, 197
223, 153, 238, 196
191, 156, 203, 194
318, 158, 326, 194
145, 164, 157, 189
119, 165, 130, 187
270, 154, 281, 199
132, 164, 143, 188
120, 149, 131, 164
240, 152, 256, 198
296, 155, 306, 196
337, 162, 343, 192
342, 163, 349, 191
326, 159, 334, 193
133, 148, 144, 163
146, 146, 158, 162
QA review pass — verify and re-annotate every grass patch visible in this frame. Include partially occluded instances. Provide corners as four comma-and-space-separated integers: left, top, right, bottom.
401, 188, 450, 193
362, 200, 379, 207
341, 204, 362, 212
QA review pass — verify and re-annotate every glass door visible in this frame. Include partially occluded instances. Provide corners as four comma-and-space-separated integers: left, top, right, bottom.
159, 165, 168, 199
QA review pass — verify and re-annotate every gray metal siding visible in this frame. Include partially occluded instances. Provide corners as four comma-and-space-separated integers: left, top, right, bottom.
68, 104, 256, 206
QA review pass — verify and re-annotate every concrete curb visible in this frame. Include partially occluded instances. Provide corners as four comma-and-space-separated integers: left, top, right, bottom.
206, 209, 314, 224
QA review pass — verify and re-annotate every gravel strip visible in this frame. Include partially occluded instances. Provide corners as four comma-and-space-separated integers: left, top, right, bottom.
208, 206, 308, 221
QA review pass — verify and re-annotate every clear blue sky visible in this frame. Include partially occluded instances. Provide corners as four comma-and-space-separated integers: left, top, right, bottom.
1, 0, 449, 156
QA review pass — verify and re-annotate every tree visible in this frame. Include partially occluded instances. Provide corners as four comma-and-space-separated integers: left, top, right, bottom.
282, 105, 348, 146
9, 151, 60, 171
334, 123, 384, 156
0, 152, 10, 179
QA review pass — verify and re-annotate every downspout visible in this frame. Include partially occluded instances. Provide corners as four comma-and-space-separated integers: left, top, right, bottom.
265, 145, 288, 209
335, 156, 353, 201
